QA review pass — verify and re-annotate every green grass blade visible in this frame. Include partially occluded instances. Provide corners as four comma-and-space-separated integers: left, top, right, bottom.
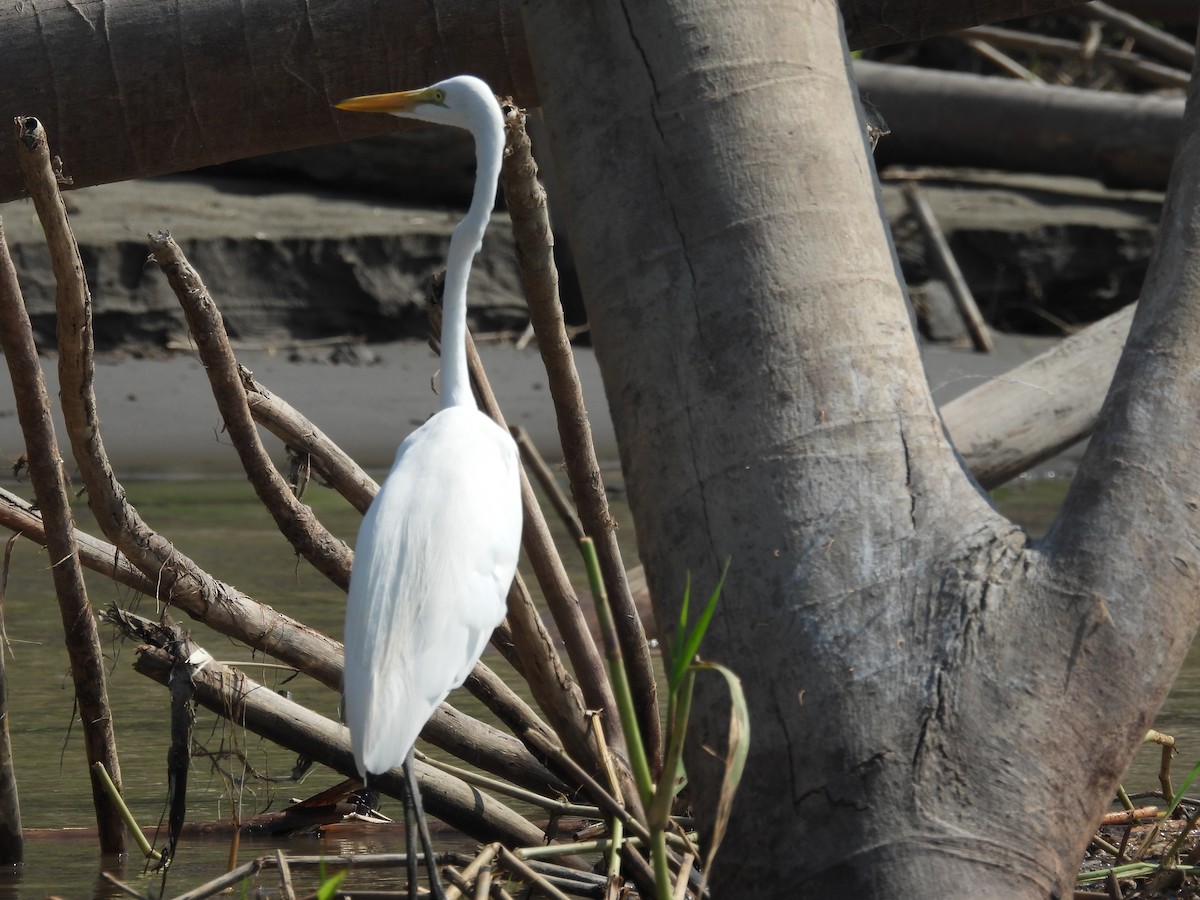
316, 870, 347, 900
691, 658, 749, 883
670, 559, 729, 691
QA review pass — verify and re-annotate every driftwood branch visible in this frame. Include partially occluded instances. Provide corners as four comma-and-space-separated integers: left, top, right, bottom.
903, 184, 994, 354
9, 122, 126, 855
1079, 1, 1196, 69
148, 232, 354, 590
438, 314, 621, 767
242, 373, 378, 514
500, 104, 661, 769
946, 303, 1137, 488
7, 121, 562, 796
123, 622, 548, 850
958, 24, 1191, 89
511, 427, 584, 543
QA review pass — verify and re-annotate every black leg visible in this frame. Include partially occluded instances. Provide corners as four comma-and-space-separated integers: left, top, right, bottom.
404, 749, 447, 900
402, 763, 420, 900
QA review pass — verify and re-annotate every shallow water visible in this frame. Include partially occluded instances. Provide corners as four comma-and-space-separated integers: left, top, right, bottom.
0, 475, 1192, 896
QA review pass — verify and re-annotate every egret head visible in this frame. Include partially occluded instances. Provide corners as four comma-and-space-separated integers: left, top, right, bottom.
334, 75, 497, 132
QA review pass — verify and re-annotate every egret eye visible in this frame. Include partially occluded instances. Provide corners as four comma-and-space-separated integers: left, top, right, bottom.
432, 89, 446, 104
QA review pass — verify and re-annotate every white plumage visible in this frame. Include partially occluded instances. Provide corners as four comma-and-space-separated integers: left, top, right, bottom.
337, 76, 521, 779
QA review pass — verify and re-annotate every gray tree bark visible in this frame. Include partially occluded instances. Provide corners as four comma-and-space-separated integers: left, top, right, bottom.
0, 0, 1083, 203
522, 1, 1200, 897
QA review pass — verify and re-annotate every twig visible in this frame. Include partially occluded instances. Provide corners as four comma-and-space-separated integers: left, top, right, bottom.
415, 749, 593, 817
444, 843, 501, 900
961, 37, 1047, 84
1099, 806, 1159, 825
1145, 729, 1177, 804
671, 854, 695, 900
956, 24, 1190, 89
167, 856, 266, 900
0, 152, 126, 856
0, 487, 157, 596
500, 102, 661, 771
459, 663, 575, 796
127, 629, 549, 850
149, 232, 354, 590
276, 849, 297, 900
1079, 1, 1196, 69
511, 426, 583, 542
473, 864, 492, 900
241, 371, 378, 513
903, 184, 994, 353
100, 871, 152, 900
498, 846, 573, 900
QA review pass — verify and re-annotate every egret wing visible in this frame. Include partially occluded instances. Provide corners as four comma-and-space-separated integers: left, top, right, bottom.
343, 407, 521, 777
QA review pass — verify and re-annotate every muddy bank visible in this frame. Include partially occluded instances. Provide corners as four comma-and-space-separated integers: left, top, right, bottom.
0, 167, 1132, 477
0, 165, 1158, 350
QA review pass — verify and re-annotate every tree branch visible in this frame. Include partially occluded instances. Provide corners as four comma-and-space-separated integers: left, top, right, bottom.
149, 231, 354, 590
0, 211, 124, 854
499, 103, 661, 769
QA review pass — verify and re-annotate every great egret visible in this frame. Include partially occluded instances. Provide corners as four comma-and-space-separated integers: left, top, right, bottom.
335, 76, 521, 894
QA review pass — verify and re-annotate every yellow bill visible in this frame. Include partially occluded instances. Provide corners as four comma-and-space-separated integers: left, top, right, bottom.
334, 87, 442, 114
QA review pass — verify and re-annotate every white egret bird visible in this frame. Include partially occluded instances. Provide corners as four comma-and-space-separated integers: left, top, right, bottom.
335, 76, 521, 894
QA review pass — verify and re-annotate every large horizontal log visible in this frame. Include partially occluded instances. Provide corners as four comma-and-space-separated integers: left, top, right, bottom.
0, 0, 1086, 203
860, 61, 1184, 189
945, 304, 1136, 488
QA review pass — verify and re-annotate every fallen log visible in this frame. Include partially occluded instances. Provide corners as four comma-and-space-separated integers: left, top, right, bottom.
0, 0, 1089, 202
859, 61, 1184, 189
944, 304, 1137, 488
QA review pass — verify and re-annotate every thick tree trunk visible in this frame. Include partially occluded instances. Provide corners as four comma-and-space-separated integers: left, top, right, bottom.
0, 0, 1084, 202
522, 1, 1200, 897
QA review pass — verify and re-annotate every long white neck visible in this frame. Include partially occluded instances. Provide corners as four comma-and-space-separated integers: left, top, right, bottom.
439, 102, 504, 410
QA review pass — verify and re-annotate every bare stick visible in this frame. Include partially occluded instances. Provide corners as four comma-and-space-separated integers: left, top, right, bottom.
457, 319, 624, 760
942, 303, 1135, 488
275, 849, 297, 900
0, 198, 124, 855
129, 635, 549, 850
903, 184, 995, 354
511, 426, 584, 543
1079, 1, 1196, 69
241, 371, 378, 514
462, 663, 574, 791
445, 843, 501, 900
498, 846, 574, 900
149, 232, 354, 590
958, 24, 1190, 89
960, 37, 1047, 84
0, 249, 22, 870
500, 104, 661, 768
499, 571, 599, 771
165, 856, 266, 900
7, 129, 541, 792
0, 487, 158, 596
